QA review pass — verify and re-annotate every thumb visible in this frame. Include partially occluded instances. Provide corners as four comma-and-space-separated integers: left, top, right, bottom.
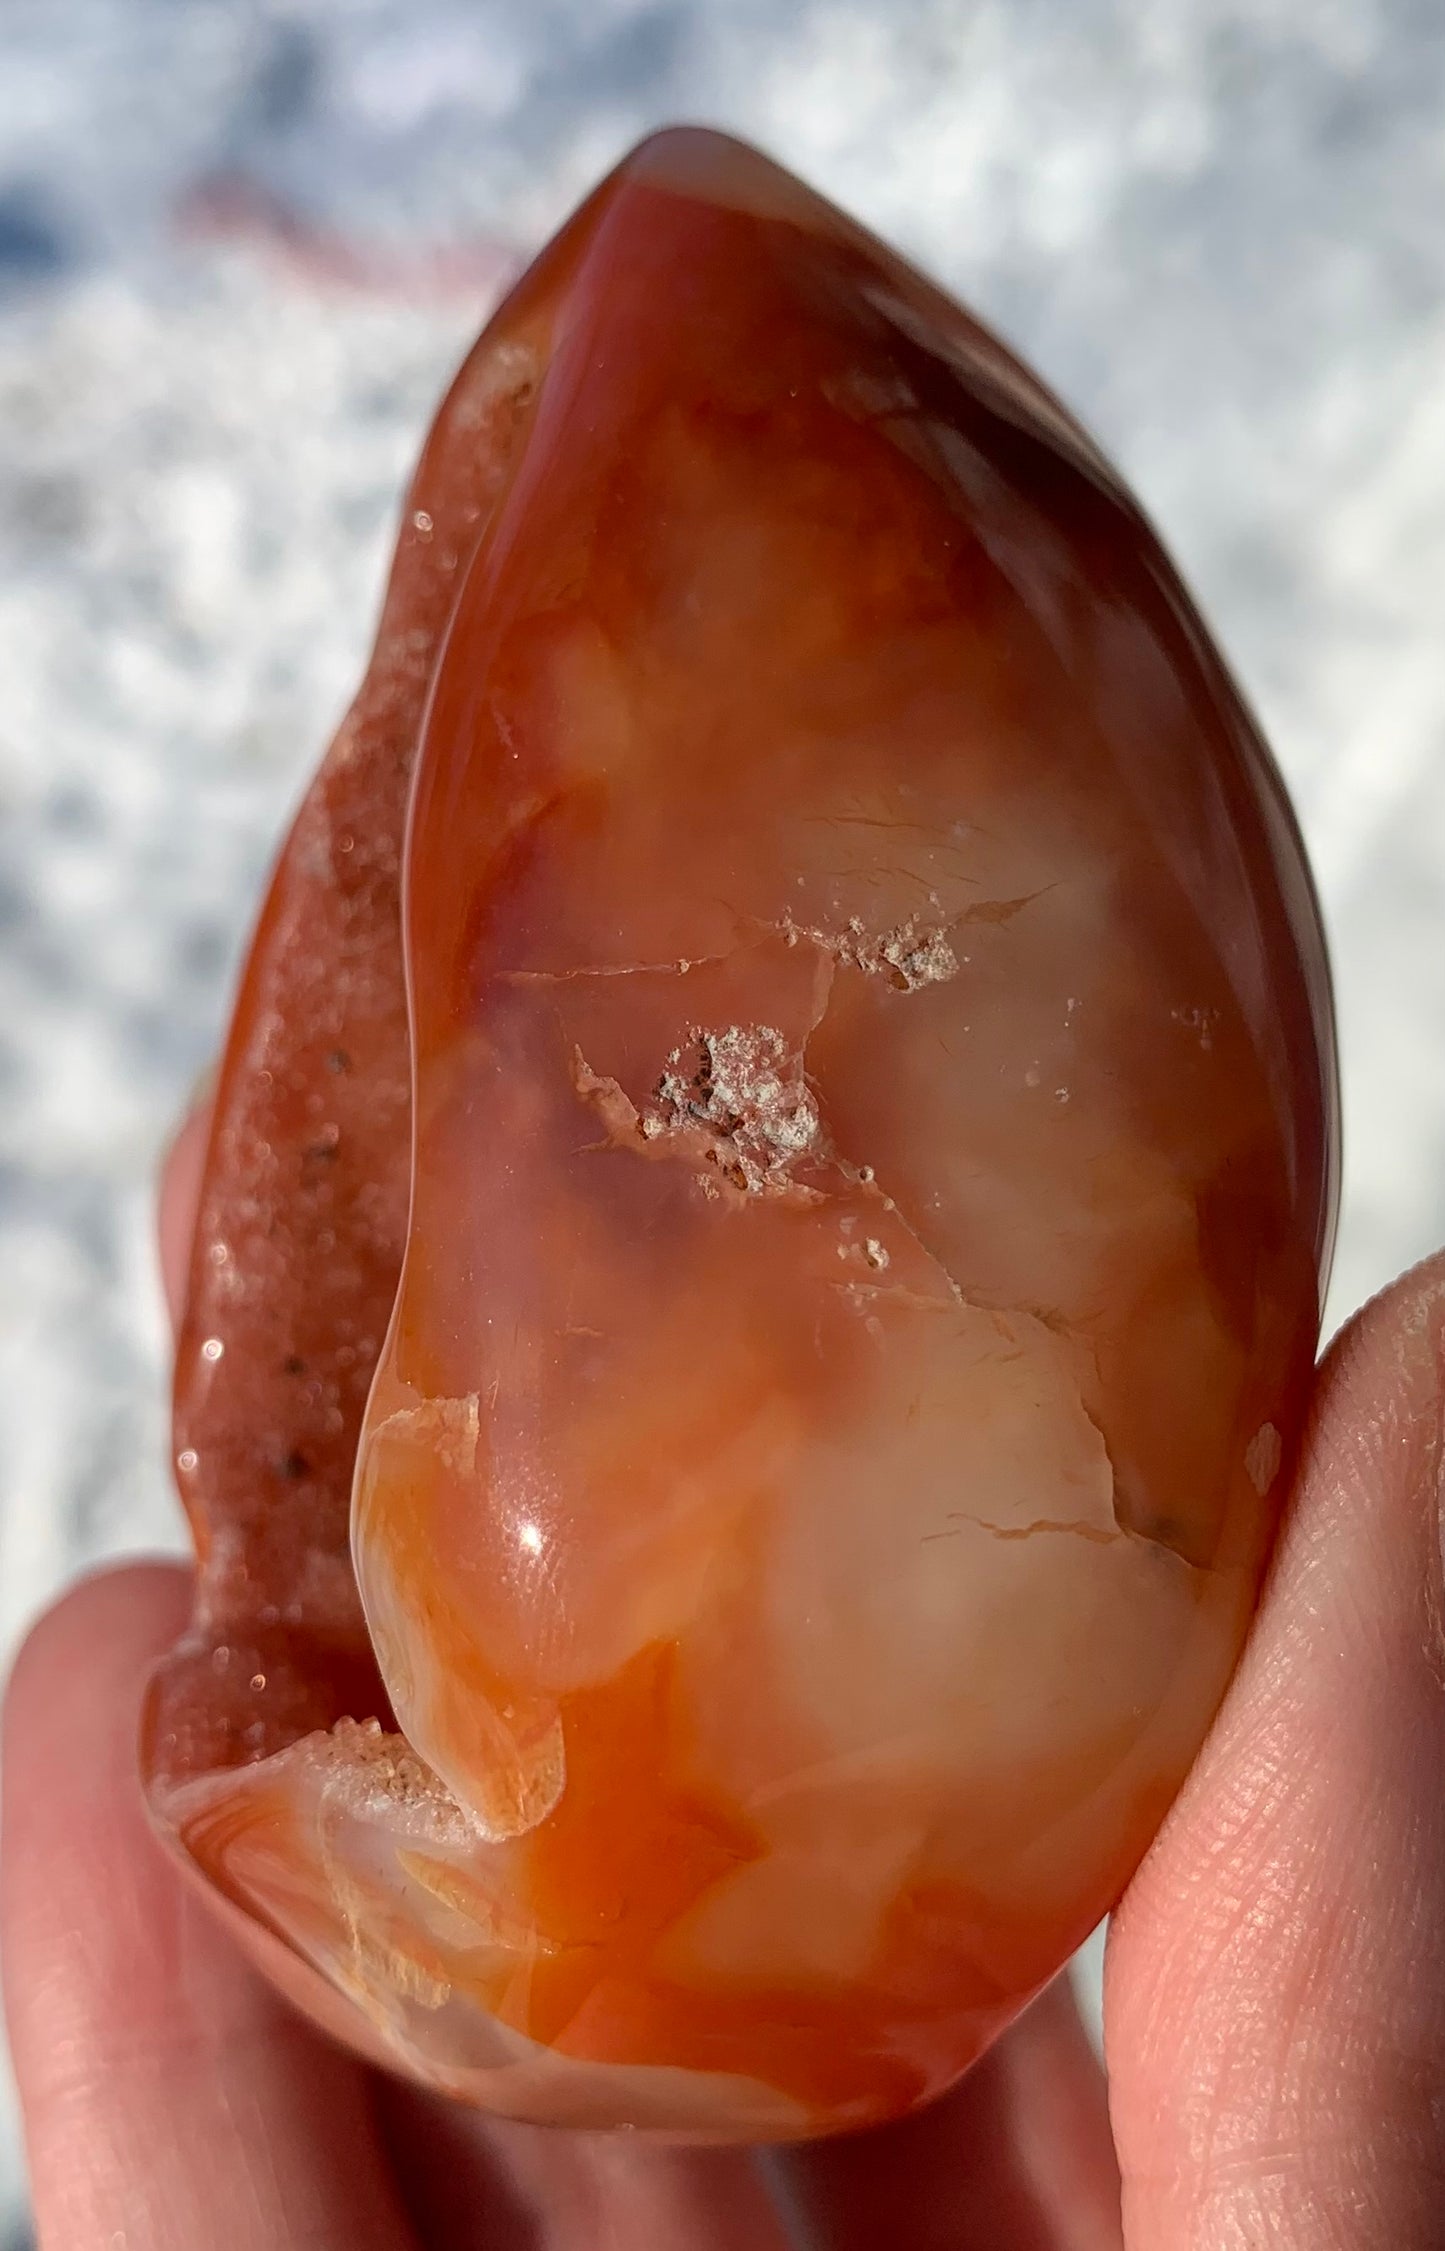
1106, 1250, 1445, 2247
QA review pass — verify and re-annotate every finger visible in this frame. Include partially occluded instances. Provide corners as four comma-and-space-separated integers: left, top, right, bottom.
379, 2078, 795, 2251
158, 1088, 211, 1333
774, 1973, 1121, 2250
1, 1562, 421, 2251
1106, 1250, 1445, 2247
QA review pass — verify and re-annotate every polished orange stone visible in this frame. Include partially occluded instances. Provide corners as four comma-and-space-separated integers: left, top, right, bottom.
146, 128, 1338, 2139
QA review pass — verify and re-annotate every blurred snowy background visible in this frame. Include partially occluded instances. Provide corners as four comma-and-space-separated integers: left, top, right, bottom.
2, 0, 1445, 2237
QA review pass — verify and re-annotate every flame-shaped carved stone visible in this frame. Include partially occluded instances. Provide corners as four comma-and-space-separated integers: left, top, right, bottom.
145, 128, 1337, 2139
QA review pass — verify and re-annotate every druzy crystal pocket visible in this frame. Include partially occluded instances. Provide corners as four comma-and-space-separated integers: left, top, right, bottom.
145, 129, 1337, 2139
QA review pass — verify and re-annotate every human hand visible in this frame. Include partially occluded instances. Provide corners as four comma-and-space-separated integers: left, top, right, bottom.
4, 1111, 1442, 2248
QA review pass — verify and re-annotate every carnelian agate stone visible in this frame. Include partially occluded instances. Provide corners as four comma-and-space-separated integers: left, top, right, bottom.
146, 129, 1337, 2140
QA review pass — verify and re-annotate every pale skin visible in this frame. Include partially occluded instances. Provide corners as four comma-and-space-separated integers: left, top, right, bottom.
3, 1105, 1443, 2248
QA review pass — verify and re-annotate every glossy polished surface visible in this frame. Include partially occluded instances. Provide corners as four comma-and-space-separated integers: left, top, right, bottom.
146, 128, 1337, 2139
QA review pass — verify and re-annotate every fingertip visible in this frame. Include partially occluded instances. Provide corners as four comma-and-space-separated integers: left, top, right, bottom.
1107, 1245, 1445, 2249
158, 1091, 212, 1334
1315, 1245, 1445, 1537
2, 1560, 192, 1954
4, 1561, 191, 1807
6, 1558, 191, 1700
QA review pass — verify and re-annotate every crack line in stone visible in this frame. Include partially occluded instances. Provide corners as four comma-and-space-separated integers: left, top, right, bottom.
836, 1160, 968, 1307
496, 945, 749, 986
499, 889, 1048, 1000
922, 1516, 1123, 1545
799, 942, 838, 1055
